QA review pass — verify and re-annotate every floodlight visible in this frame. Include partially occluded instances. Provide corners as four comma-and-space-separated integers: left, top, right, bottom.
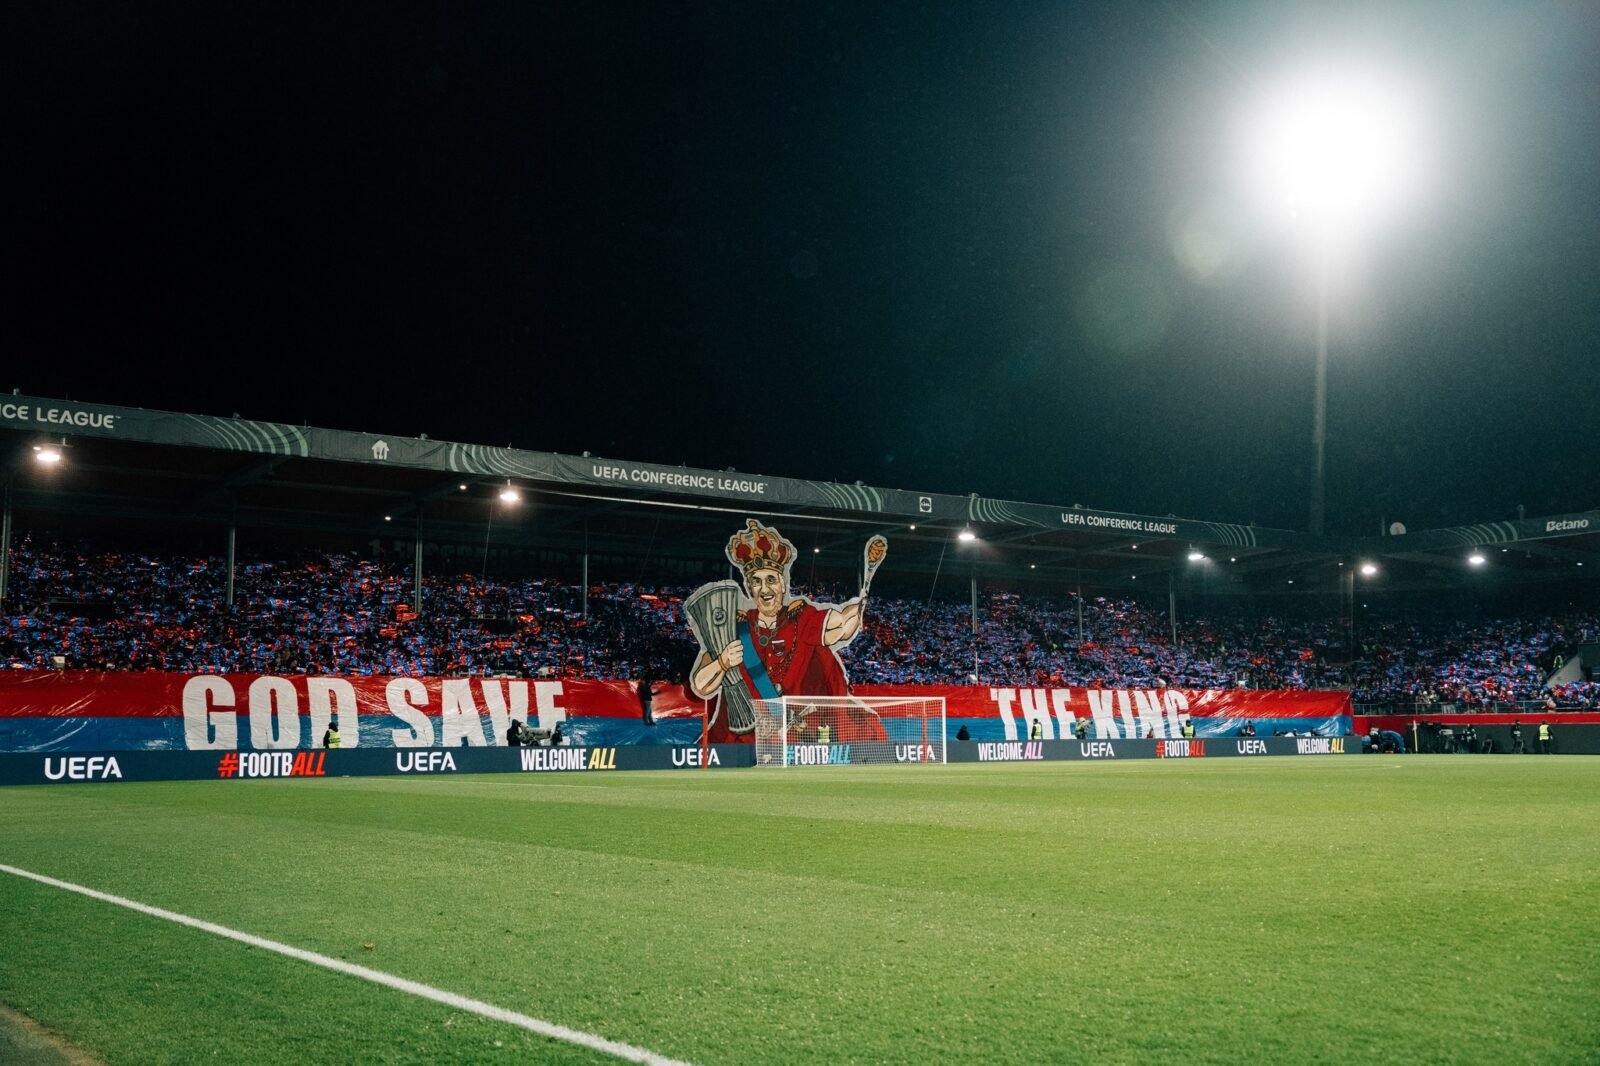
957, 530, 977, 543
1468, 552, 1486, 567
499, 482, 520, 504
1187, 550, 1205, 562
1359, 562, 1378, 576
1242, 64, 1424, 237
33, 445, 62, 464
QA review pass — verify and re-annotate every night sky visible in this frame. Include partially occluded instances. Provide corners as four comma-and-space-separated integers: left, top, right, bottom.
7, 2, 1599, 535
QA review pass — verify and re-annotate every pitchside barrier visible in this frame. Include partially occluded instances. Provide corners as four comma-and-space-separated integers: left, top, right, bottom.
0, 736, 1371, 786
1352, 715, 1600, 755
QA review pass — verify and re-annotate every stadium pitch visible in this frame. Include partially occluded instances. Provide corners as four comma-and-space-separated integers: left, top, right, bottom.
1, 758, 1595, 1064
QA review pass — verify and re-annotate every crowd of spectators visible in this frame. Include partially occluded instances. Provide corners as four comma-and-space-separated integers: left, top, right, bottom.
3, 534, 1597, 709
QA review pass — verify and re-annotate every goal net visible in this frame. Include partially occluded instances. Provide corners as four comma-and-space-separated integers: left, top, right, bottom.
752, 695, 947, 767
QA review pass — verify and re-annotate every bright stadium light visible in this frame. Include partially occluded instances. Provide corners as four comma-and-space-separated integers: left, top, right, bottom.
957, 529, 977, 543
1468, 552, 1486, 567
1240, 62, 1428, 536
33, 445, 62, 464
1187, 550, 1205, 562
499, 481, 520, 504
1359, 562, 1378, 576
1241, 64, 1424, 239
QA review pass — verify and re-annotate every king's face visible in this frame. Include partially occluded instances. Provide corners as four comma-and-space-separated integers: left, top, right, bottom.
746, 568, 785, 622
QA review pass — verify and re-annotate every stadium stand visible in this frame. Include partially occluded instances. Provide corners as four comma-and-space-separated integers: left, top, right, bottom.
3, 533, 1597, 710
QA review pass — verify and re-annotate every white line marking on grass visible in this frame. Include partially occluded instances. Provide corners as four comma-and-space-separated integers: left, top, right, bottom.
0, 862, 693, 1066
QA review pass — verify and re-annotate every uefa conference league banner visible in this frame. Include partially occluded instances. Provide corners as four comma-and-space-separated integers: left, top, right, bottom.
0, 671, 1352, 753
5, 393, 1596, 548
0, 393, 1309, 548
9, 393, 1595, 549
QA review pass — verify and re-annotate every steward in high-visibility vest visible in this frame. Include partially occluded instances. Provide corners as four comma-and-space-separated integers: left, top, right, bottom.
1538, 721, 1552, 754
1181, 720, 1195, 739
817, 723, 831, 744
323, 723, 342, 749
1030, 719, 1042, 740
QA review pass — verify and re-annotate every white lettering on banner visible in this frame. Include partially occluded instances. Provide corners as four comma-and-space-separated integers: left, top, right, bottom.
1059, 512, 1178, 535
893, 744, 939, 762
1155, 739, 1206, 758
0, 403, 119, 431
1546, 519, 1590, 532
439, 680, 488, 747
991, 688, 1020, 741
670, 747, 720, 767
181, 676, 238, 749
247, 677, 300, 749
385, 678, 435, 747
306, 678, 358, 749
237, 752, 292, 778
1079, 742, 1116, 758
478, 680, 528, 744
1084, 690, 1116, 739
1050, 688, 1076, 740
589, 464, 768, 495
1133, 690, 1170, 739
1164, 689, 1190, 733
43, 756, 122, 781
533, 680, 567, 731
519, 747, 589, 772
172, 675, 561, 750
1019, 688, 1054, 739
395, 751, 457, 774
1083, 689, 1139, 739
1236, 739, 1269, 755
1296, 737, 1334, 755
975, 741, 1043, 762
787, 744, 851, 765
982, 687, 1213, 743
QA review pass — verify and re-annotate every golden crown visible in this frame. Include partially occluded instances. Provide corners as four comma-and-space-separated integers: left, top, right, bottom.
726, 518, 794, 577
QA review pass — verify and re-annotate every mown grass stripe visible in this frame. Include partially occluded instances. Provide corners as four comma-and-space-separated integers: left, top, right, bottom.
0, 862, 692, 1066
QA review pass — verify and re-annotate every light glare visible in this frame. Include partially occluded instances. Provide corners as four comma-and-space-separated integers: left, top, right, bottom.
1242, 64, 1424, 238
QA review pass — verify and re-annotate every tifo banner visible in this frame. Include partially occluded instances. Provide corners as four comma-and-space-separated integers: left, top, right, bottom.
0, 671, 1352, 753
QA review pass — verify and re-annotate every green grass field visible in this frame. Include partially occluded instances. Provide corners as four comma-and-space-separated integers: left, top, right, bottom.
1, 757, 1596, 1064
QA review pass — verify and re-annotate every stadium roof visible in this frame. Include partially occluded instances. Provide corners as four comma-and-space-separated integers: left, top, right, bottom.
4, 393, 1598, 596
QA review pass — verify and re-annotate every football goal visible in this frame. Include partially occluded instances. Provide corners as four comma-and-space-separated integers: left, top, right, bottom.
752, 695, 947, 767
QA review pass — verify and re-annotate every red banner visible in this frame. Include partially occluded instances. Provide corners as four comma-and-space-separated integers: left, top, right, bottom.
0, 671, 1351, 721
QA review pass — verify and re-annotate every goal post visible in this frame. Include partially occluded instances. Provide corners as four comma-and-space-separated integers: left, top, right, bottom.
752, 695, 947, 767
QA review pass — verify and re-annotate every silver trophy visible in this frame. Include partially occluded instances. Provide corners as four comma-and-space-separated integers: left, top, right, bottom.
684, 580, 758, 734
